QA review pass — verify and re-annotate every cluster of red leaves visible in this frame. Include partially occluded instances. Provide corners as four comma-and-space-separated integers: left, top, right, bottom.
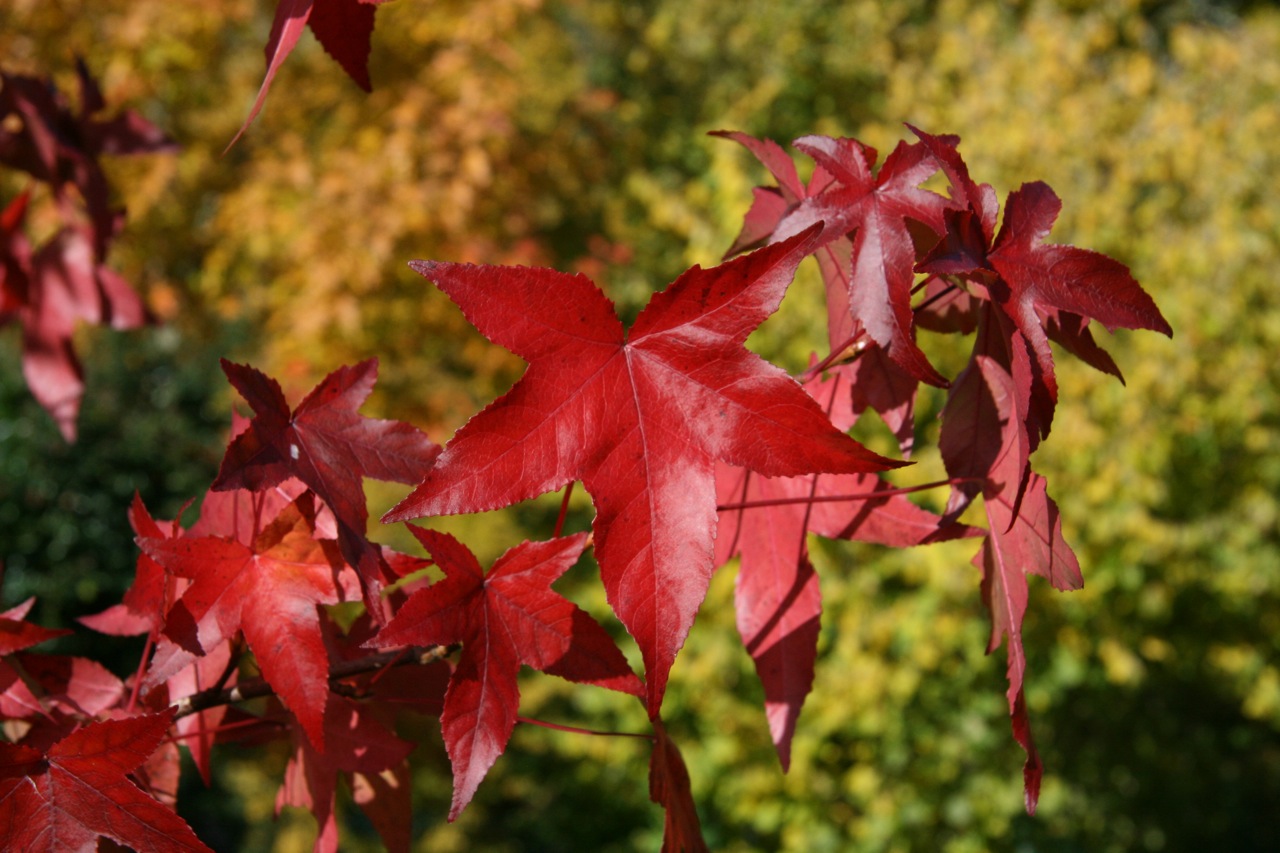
716, 126, 1171, 812
0, 117, 1169, 850
0, 60, 176, 440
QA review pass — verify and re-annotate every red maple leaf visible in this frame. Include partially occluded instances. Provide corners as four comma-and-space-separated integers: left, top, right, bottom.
213, 358, 440, 596
79, 493, 185, 638
0, 708, 211, 852
773, 135, 954, 386
385, 229, 903, 716
715, 365, 977, 768
230, 0, 392, 147
0, 203, 149, 439
370, 528, 641, 819
0, 596, 71, 654
648, 717, 708, 853
714, 131, 948, 452
0, 59, 177, 255
139, 492, 360, 749
986, 180, 1173, 405
276, 695, 414, 853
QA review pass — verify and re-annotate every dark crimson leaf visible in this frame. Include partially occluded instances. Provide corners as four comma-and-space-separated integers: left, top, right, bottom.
0, 596, 71, 653
973, 470, 1081, 815
0, 653, 124, 723
387, 230, 902, 716
370, 529, 640, 818
213, 358, 439, 595
648, 717, 708, 853
230, 0, 391, 147
276, 695, 414, 853
0, 709, 211, 852
986, 182, 1171, 402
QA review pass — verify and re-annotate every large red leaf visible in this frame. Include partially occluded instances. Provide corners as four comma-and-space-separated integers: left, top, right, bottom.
386, 229, 902, 715
371, 528, 640, 818
139, 493, 359, 749
0, 709, 211, 852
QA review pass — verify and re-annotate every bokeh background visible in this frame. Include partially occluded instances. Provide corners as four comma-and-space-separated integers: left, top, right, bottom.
2, 0, 1278, 850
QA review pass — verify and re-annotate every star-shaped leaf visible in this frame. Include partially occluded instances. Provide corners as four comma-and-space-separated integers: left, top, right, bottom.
213, 358, 440, 595
0, 709, 211, 852
370, 528, 641, 819
386, 229, 903, 715
139, 492, 359, 749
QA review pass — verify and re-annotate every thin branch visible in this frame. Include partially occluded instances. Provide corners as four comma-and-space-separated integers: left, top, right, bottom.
170, 644, 457, 720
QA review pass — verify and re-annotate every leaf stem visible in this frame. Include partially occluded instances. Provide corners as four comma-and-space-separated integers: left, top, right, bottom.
553, 482, 575, 538
170, 644, 456, 720
516, 714, 653, 740
716, 477, 975, 512
802, 330, 868, 380
125, 632, 156, 714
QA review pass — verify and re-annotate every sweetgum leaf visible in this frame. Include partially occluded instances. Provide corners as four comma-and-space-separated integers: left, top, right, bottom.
388, 229, 902, 716
276, 695, 414, 853
780, 135, 953, 386
230, 0, 391, 148
715, 366, 977, 768
139, 493, 359, 750
648, 718, 708, 853
0, 709, 211, 852
214, 358, 439, 596
987, 181, 1172, 404
370, 528, 640, 819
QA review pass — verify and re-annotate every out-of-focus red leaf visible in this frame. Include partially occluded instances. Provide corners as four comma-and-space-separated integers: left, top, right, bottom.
0, 709, 212, 852
229, 0, 392, 148
370, 528, 640, 818
387, 229, 902, 717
